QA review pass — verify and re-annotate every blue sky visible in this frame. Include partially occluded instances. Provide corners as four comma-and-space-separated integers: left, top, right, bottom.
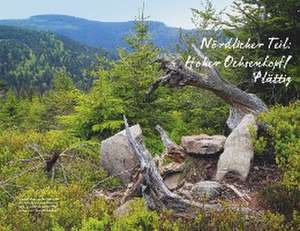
0, 0, 232, 29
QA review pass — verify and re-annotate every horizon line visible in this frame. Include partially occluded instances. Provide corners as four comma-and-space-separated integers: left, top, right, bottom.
0, 14, 196, 30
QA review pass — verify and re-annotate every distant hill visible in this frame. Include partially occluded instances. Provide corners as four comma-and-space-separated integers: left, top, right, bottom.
0, 25, 99, 95
0, 15, 189, 52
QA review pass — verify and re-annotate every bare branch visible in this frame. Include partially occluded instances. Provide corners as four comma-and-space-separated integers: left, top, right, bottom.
58, 163, 68, 184
155, 125, 186, 162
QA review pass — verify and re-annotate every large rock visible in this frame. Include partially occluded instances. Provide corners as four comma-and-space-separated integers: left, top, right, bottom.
216, 114, 257, 181
100, 125, 141, 184
181, 135, 226, 155
191, 181, 222, 199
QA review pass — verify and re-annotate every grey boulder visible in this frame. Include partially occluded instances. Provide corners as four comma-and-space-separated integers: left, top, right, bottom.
216, 114, 257, 181
100, 124, 141, 184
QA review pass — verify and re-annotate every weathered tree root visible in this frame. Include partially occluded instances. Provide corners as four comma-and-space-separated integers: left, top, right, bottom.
123, 115, 254, 215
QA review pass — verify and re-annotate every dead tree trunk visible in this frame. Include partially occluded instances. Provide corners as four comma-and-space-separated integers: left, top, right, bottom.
121, 45, 266, 212
123, 116, 254, 215
148, 45, 268, 129
124, 115, 221, 213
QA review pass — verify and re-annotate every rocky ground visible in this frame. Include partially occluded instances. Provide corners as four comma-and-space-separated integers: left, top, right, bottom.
97, 123, 282, 214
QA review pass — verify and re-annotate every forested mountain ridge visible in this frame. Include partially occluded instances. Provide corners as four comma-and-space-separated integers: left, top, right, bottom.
0, 25, 100, 95
0, 15, 188, 51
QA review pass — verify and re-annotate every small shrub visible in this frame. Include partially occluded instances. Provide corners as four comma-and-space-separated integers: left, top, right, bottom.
255, 211, 286, 231
259, 184, 300, 219
111, 198, 159, 231
80, 217, 109, 231
257, 101, 300, 188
